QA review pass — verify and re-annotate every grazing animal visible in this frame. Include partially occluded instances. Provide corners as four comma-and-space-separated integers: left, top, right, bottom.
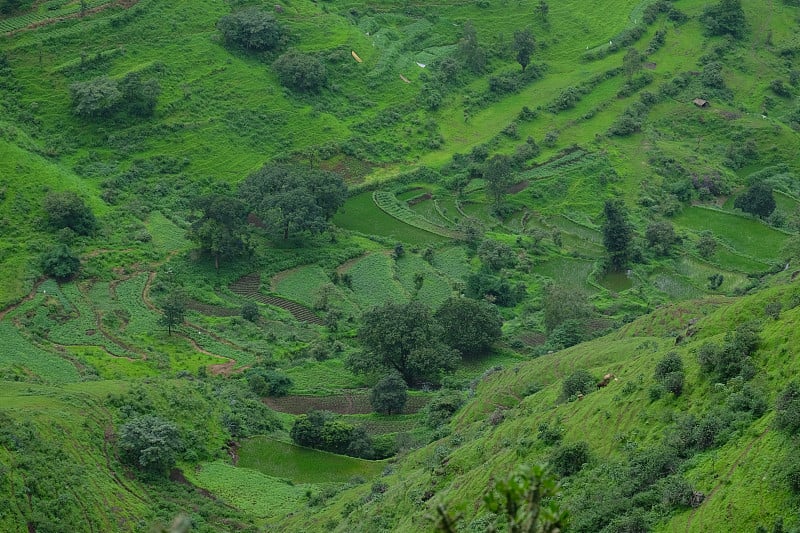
597, 373, 615, 389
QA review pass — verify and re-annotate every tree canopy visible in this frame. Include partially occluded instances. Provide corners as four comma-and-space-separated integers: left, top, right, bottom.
459, 21, 487, 74
370, 373, 408, 415
187, 194, 249, 271
118, 415, 183, 475
701, 0, 746, 39
512, 28, 536, 72
41, 244, 81, 280
43, 191, 97, 235
434, 296, 503, 357
734, 182, 776, 219
273, 50, 328, 93
348, 301, 459, 386
602, 198, 633, 271
217, 7, 289, 52
239, 163, 346, 240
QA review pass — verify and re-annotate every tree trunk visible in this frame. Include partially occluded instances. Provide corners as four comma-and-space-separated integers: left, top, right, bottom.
214, 253, 220, 273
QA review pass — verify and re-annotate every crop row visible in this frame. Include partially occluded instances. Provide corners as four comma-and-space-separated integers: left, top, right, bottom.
373, 191, 462, 239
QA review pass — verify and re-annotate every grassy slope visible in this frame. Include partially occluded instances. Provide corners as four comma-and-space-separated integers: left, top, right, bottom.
275, 280, 800, 531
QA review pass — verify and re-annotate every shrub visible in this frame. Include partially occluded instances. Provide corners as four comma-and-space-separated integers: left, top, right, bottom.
561, 369, 595, 400
550, 441, 590, 477
775, 381, 800, 434
41, 244, 81, 280
290, 410, 374, 458
537, 422, 563, 445
435, 297, 503, 357
245, 368, 293, 397
118, 415, 183, 475
273, 50, 328, 93
217, 7, 289, 52
43, 191, 96, 235
734, 182, 776, 219
370, 373, 408, 415
241, 302, 260, 322
423, 389, 464, 428
70, 76, 121, 118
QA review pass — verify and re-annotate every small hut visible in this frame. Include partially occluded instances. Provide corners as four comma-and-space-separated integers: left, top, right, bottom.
692, 98, 709, 108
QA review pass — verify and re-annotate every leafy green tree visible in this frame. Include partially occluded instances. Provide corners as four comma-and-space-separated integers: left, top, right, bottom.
43, 191, 96, 235
485, 464, 568, 533
512, 28, 536, 72
41, 244, 80, 280
465, 269, 526, 307
622, 47, 643, 79
423, 389, 465, 428
158, 292, 186, 336
0, 0, 27, 15
484, 154, 514, 206
477, 239, 517, 271
654, 352, 685, 396
217, 7, 289, 52
602, 198, 633, 271
458, 21, 486, 74
701, 0, 746, 39
118, 415, 183, 475
550, 441, 590, 477
188, 194, 249, 272
241, 301, 260, 322
348, 301, 459, 385
70, 76, 121, 118
273, 50, 328, 93
290, 410, 374, 457
435, 296, 503, 357
239, 163, 346, 240
560, 369, 595, 400
645, 220, 678, 256
734, 182, 776, 219
775, 381, 800, 435
118, 72, 161, 117
370, 373, 408, 415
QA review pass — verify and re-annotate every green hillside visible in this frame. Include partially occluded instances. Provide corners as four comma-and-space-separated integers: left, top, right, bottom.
1, 0, 800, 530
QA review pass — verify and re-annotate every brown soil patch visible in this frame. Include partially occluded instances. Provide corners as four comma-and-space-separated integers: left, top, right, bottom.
407, 192, 432, 206
517, 332, 546, 346
644, 62, 657, 70
506, 180, 529, 194
208, 361, 238, 376
264, 392, 429, 415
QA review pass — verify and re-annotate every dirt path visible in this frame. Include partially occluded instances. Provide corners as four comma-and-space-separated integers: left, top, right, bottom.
5, 0, 140, 36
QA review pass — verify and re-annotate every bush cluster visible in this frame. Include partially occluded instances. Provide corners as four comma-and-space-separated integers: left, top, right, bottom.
290, 410, 378, 459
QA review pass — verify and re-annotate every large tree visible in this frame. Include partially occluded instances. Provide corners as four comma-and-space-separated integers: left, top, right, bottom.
217, 7, 289, 52
348, 301, 459, 386
188, 194, 249, 272
435, 296, 503, 357
602, 198, 633, 271
273, 50, 328, 93
512, 28, 536, 72
484, 154, 514, 206
118, 415, 183, 475
239, 163, 346, 240
458, 21, 486, 74
701, 0, 746, 39
43, 191, 96, 235
734, 182, 776, 219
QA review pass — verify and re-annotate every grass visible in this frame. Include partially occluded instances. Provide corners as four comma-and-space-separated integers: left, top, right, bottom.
0, 321, 81, 383
531, 257, 598, 293
186, 460, 312, 518
334, 192, 449, 244
673, 207, 789, 264
238, 436, 386, 483
346, 252, 407, 309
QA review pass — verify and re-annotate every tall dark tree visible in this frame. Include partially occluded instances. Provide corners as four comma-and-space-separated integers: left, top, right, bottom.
370, 373, 408, 415
435, 297, 503, 357
158, 292, 186, 336
734, 182, 776, 219
512, 28, 536, 72
273, 50, 328, 93
43, 191, 96, 235
484, 154, 514, 206
601, 199, 633, 271
348, 301, 459, 385
239, 164, 347, 240
188, 194, 249, 272
645, 220, 678, 256
459, 21, 487, 74
41, 244, 81, 280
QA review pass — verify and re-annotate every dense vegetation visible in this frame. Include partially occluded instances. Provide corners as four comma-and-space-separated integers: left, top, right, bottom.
1, 0, 800, 531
